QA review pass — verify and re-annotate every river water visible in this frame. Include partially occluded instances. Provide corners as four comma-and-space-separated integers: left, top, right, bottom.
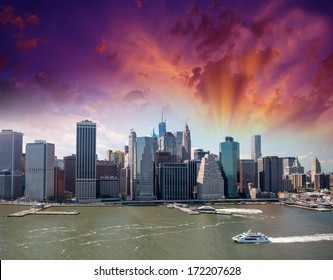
1, 204, 332, 260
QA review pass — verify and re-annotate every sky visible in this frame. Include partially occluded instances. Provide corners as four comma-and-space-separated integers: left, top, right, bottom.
0, 0, 332, 172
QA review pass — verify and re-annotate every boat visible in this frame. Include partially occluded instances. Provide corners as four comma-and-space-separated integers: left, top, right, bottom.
197, 205, 216, 213
232, 229, 271, 243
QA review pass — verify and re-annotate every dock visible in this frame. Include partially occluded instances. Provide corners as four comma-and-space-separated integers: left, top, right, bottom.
7, 204, 80, 217
284, 203, 331, 212
166, 203, 200, 215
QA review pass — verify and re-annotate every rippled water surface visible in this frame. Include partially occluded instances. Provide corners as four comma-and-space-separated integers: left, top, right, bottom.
1, 204, 332, 259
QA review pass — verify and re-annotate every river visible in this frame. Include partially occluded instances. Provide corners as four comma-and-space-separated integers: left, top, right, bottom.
1, 203, 332, 260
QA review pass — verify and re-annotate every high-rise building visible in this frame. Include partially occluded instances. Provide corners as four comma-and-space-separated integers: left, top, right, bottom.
282, 157, 296, 178
159, 132, 177, 162
257, 156, 283, 193
182, 124, 191, 161
185, 159, 200, 199
54, 166, 65, 197
219, 137, 240, 197
64, 154, 76, 194
136, 136, 157, 200
0, 129, 23, 199
25, 140, 55, 201
76, 120, 96, 201
251, 135, 262, 161
158, 111, 166, 138
173, 131, 183, 163
128, 129, 137, 199
106, 150, 125, 168
193, 149, 210, 161
197, 154, 225, 200
311, 157, 321, 183
239, 159, 256, 195
158, 163, 188, 200
285, 157, 304, 176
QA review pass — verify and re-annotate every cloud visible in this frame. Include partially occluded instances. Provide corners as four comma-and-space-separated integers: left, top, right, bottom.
15, 36, 44, 52
123, 89, 149, 102
0, 5, 39, 30
95, 42, 107, 54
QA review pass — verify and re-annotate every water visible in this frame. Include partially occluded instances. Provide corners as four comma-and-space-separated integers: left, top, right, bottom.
1, 204, 332, 260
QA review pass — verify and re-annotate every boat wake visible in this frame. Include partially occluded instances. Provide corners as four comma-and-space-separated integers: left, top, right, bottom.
270, 233, 333, 243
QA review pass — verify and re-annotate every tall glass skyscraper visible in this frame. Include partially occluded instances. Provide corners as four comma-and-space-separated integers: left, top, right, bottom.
158, 111, 166, 138
219, 136, 240, 197
136, 136, 157, 200
25, 140, 55, 201
0, 129, 23, 199
128, 129, 137, 199
182, 124, 191, 161
251, 135, 262, 161
76, 120, 96, 201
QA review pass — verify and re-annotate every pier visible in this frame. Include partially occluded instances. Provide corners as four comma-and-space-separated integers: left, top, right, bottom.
284, 203, 331, 212
7, 204, 80, 217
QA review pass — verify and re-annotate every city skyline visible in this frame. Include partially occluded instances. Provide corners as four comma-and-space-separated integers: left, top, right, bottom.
1, 0, 332, 172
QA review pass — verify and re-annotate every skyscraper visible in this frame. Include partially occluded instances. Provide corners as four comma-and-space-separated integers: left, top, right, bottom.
251, 135, 262, 161
311, 157, 321, 183
182, 124, 191, 161
257, 156, 283, 193
159, 132, 177, 162
173, 131, 183, 163
158, 111, 166, 138
64, 154, 76, 194
76, 120, 96, 201
158, 163, 188, 200
25, 140, 55, 201
219, 137, 240, 197
128, 129, 137, 199
136, 136, 157, 200
0, 129, 23, 199
197, 154, 225, 200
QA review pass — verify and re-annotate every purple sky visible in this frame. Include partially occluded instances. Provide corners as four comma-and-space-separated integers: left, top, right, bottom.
1, 0, 333, 171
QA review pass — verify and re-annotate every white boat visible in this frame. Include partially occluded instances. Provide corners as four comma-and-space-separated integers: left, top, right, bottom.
232, 230, 271, 243
197, 205, 216, 213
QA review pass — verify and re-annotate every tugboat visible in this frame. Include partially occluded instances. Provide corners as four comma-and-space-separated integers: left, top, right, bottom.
232, 229, 271, 243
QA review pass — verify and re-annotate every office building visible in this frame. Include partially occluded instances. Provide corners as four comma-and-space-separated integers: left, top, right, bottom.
239, 159, 256, 196
0, 129, 23, 199
25, 140, 55, 201
219, 137, 239, 197
311, 157, 321, 183
158, 111, 166, 138
282, 157, 296, 178
136, 136, 157, 200
54, 166, 65, 197
64, 154, 76, 194
257, 156, 283, 193
128, 129, 137, 199
251, 135, 262, 161
193, 149, 210, 161
182, 124, 191, 161
285, 157, 304, 176
106, 150, 125, 168
197, 154, 225, 200
76, 120, 96, 201
159, 132, 177, 162
173, 131, 183, 163
158, 163, 188, 200
99, 176, 119, 198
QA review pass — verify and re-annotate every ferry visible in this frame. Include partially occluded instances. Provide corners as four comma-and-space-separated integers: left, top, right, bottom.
232, 230, 271, 243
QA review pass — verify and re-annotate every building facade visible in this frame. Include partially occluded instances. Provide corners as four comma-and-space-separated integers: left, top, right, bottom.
25, 140, 55, 201
251, 135, 262, 161
136, 136, 157, 200
197, 154, 225, 200
0, 129, 23, 199
64, 154, 76, 194
76, 120, 96, 201
257, 156, 283, 193
158, 163, 188, 200
182, 124, 191, 161
219, 137, 239, 197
